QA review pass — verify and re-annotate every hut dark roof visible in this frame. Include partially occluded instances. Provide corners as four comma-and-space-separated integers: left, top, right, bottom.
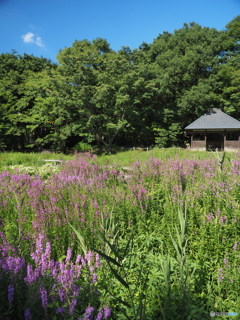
185, 108, 240, 130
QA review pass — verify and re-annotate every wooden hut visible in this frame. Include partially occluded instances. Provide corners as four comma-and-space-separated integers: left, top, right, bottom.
185, 108, 240, 151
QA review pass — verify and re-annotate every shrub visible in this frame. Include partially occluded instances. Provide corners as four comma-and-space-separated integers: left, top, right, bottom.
74, 142, 92, 152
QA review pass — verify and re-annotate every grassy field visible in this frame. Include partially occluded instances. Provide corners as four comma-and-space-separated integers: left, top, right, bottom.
0, 149, 239, 319
0, 148, 219, 168
97, 148, 218, 166
0, 151, 73, 167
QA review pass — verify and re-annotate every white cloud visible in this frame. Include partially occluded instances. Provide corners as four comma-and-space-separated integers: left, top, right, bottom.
22, 32, 35, 43
35, 37, 44, 47
21, 32, 45, 48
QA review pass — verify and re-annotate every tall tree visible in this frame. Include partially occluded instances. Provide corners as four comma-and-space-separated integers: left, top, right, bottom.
47, 39, 156, 152
0, 52, 56, 149
211, 16, 240, 118
147, 23, 230, 146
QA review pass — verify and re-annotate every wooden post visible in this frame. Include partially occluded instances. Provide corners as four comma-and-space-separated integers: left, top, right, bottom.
204, 130, 207, 151
238, 130, 240, 149
224, 130, 226, 151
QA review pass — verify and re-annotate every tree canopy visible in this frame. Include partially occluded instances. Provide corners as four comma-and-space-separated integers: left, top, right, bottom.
0, 16, 239, 152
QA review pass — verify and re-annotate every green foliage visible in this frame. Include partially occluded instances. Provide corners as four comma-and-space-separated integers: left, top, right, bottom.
1, 17, 240, 151
225, 15, 240, 46
153, 123, 182, 147
0, 52, 56, 150
53, 39, 156, 152
73, 142, 92, 152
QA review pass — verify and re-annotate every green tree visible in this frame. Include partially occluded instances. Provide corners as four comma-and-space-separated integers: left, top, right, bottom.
0, 51, 56, 150
211, 16, 240, 118
148, 23, 230, 144
47, 39, 156, 152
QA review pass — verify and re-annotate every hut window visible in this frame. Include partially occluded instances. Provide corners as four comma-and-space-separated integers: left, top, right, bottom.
226, 132, 239, 141
193, 133, 205, 141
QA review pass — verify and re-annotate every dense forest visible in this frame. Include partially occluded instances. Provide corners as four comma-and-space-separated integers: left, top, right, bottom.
0, 16, 240, 152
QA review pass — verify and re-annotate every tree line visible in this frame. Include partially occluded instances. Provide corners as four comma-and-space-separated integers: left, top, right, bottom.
0, 16, 240, 152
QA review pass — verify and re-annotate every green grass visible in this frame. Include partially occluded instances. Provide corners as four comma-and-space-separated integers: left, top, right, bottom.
97, 148, 232, 166
0, 148, 236, 170
0, 151, 74, 169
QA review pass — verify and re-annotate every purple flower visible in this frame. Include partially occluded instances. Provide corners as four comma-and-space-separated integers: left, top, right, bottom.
84, 306, 94, 320
45, 242, 51, 259
24, 308, 31, 320
39, 284, 48, 309
73, 285, 81, 296
56, 307, 65, 314
92, 273, 97, 283
8, 284, 14, 305
35, 234, 45, 257
95, 311, 104, 320
69, 298, 77, 314
58, 287, 65, 302
66, 248, 72, 263
85, 252, 94, 263
75, 254, 82, 264
24, 264, 40, 284
103, 307, 111, 319
5, 256, 26, 274
96, 308, 111, 320
95, 254, 101, 268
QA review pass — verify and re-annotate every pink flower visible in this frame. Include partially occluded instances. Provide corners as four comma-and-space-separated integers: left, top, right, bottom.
220, 216, 228, 225
233, 242, 238, 251
206, 213, 214, 222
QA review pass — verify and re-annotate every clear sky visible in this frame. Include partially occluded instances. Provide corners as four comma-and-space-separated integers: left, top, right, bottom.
0, 0, 239, 63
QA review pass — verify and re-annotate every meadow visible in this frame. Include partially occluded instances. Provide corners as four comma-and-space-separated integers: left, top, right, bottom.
0, 149, 239, 320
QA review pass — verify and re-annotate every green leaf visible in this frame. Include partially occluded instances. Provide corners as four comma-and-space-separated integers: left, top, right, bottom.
97, 232, 122, 261
122, 235, 134, 261
108, 264, 129, 288
90, 246, 122, 267
103, 286, 131, 308
69, 223, 88, 255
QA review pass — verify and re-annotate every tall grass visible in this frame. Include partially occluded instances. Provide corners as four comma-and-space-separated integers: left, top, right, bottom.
0, 150, 239, 319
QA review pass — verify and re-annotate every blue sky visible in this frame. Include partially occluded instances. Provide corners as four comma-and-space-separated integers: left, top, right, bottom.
0, 0, 239, 63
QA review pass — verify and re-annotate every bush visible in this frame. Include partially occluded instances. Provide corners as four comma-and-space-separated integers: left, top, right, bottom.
74, 142, 92, 152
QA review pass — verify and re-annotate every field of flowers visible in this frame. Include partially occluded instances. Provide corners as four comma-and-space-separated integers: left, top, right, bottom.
0, 150, 239, 319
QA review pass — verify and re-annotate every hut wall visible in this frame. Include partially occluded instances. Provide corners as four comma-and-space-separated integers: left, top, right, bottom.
224, 140, 240, 151
191, 141, 206, 150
